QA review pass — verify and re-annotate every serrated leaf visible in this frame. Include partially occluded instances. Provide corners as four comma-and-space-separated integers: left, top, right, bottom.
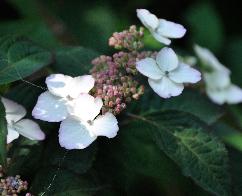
0, 35, 52, 84
0, 100, 7, 168
161, 90, 223, 124
127, 111, 230, 196
52, 47, 99, 76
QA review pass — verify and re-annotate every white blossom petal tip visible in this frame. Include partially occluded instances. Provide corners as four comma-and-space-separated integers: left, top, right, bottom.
136, 9, 186, 45
136, 9, 159, 30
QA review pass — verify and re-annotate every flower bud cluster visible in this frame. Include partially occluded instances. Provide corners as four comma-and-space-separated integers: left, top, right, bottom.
91, 51, 156, 115
0, 175, 28, 195
109, 25, 144, 51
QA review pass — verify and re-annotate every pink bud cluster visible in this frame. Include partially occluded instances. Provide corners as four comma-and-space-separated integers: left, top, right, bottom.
91, 50, 156, 115
0, 175, 28, 195
109, 25, 144, 51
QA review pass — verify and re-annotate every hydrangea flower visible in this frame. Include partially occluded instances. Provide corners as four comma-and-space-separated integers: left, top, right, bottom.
136, 47, 201, 98
194, 45, 242, 104
32, 74, 94, 122
1, 97, 45, 144
32, 73, 119, 150
59, 94, 119, 150
136, 9, 186, 45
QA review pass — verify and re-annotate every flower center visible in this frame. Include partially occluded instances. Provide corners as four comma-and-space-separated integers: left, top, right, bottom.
87, 120, 94, 125
164, 71, 169, 76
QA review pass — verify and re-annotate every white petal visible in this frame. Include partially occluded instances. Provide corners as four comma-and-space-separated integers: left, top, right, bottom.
59, 117, 96, 150
1, 97, 26, 123
91, 112, 119, 138
194, 45, 230, 74
169, 63, 201, 84
136, 58, 163, 80
7, 127, 20, 144
157, 19, 186, 38
14, 119, 45, 140
136, 9, 159, 30
72, 94, 103, 121
68, 75, 95, 98
156, 47, 178, 72
151, 31, 171, 45
206, 88, 226, 105
226, 85, 242, 104
46, 74, 73, 98
204, 72, 230, 90
148, 77, 184, 98
32, 91, 69, 122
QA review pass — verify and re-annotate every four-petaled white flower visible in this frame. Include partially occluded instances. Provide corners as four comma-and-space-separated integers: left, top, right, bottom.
32, 73, 119, 150
194, 44, 242, 105
136, 47, 201, 98
32, 74, 95, 122
59, 94, 119, 150
1, 97, 45, 144
136, 9, 186, 45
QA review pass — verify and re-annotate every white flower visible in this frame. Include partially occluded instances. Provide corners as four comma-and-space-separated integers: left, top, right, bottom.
136, 47, 201, 98
194, 44, 242, 104
1, 97, 45, 144
136, 9, 186, 45
59, 94, 119, 150
194, 45, 230, 74
32, 74, 95, 122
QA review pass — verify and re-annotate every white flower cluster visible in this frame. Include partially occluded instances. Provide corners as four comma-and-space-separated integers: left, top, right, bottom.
32, 74, 119, 150
136, 9, 201, 98
1, 97, 45, 144
194, 45, 242, 105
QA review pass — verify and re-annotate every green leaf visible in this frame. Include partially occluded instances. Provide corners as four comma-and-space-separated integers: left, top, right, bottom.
160, 90, 223, 124
0, 35, 53, 85
129, 89, 223, 125
7, 138, 44, 177
43, 134, 97, 175
211, 122, 242, 152
0, 20, 60, 48
127, 111, 230, 196
0, 100, 7, 168
30, 167, 102, 195
185, 2, 224, 52
95, 116, 212, 195
52, 47, 99, 76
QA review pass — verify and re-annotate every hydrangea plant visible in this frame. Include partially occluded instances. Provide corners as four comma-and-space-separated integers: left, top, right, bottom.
0, 6, 242, 196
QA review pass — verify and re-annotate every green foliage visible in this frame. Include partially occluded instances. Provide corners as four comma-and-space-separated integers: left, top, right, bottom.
0, 35, 53, 84
52, 47, 99, 76
30, 168, 101, 195
138, 111, 229, 196
185, 2, 224, 52
0, 100, 7, 168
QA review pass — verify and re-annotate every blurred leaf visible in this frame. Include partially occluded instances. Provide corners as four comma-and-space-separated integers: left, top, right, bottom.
128, 111, 230, 196
0, 20, 60, 48
185, 2, 224, 52
160, 90, 223, 124
7, 138, 44, 177
143, 29, 163, 50
0, 100, 7, 168
229, 148, 242, 195
224, 38, 242, 86
130, 89, 223, 125
43, 134, 97, 175
31, 167, 101, 195
0, 35, 52, 84
52, 47, 99, 76
211, 122, 242, 151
